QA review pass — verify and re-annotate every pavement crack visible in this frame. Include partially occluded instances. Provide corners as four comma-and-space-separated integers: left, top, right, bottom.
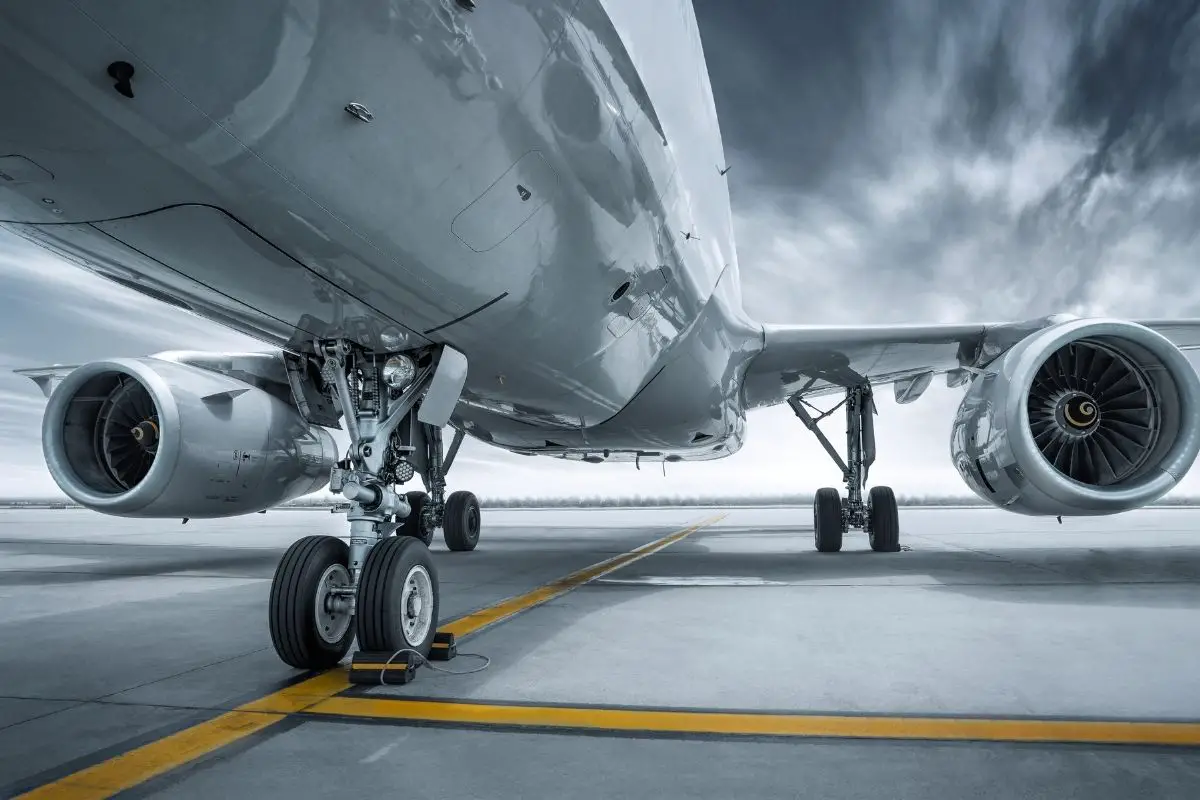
0, 696, 93, 733
904, 533, 1081, 581
90, 646, 273, 704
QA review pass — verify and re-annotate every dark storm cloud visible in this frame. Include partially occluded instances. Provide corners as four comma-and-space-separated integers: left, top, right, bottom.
697, 0, 1200, 184
952, 24, 1022, 151
692, 0, 1200, 326
690, 0, 893, 191
1058, 0, 1200, 180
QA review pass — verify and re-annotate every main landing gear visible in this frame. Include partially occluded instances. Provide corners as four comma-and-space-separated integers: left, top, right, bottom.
269, 340, 479, 670
788, 385, 900, 554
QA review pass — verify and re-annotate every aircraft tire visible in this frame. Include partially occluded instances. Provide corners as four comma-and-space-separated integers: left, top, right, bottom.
813, 488, 843, 553
867, 486, 901, 552
269, 535, 355, 670
356, 535, 439, 658
443, 490, 481, 552
398, 491, 434, 546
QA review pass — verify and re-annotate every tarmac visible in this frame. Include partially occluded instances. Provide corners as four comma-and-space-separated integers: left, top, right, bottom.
2, 505, 1199, 798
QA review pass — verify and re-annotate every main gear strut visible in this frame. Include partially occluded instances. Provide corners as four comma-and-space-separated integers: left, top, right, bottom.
788, 385, 900, 553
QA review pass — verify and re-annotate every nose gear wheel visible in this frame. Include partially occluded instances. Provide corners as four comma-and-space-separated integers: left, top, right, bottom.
269, 536, 356, 669
356, 536, 439, 657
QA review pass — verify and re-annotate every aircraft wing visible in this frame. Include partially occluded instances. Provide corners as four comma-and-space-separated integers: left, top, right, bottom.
741, 316, 1200, 409
13, 365, 81, 399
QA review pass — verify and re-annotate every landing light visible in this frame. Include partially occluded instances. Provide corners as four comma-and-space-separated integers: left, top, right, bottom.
382, 354, 416, 389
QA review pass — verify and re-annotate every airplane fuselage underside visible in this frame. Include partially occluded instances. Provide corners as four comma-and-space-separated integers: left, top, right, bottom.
11, 1, 1200, 686
0, 0, 762, 461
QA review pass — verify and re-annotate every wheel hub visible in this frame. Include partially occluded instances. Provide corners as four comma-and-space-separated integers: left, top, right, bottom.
313, 563, 352, 645
399, 564, 433, 645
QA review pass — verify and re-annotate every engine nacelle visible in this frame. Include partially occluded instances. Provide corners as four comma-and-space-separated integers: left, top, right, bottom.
41, 357, 337, 518
951, 318, 1200, 515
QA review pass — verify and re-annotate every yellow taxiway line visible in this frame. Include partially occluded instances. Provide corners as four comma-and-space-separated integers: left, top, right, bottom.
26, 510, 1200, 798
303, 697, 1200, 747
16, 515, 722, 799
436, 516, 711, 640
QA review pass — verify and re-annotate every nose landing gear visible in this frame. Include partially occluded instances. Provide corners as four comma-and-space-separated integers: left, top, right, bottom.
268, 341, 479, 671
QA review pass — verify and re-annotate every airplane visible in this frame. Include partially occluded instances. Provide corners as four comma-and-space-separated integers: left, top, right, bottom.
3, 0, 1200, 672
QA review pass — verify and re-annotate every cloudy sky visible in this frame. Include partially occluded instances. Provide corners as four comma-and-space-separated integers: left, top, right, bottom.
2, 0, 1200, 500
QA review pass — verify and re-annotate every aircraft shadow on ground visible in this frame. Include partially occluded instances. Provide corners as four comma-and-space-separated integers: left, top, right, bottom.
0, 542, 284, 586
638, 529, 1200, 610
367, 534, 1200, 705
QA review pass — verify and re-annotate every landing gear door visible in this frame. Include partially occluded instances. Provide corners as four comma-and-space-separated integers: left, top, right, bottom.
418, 346, 469, 428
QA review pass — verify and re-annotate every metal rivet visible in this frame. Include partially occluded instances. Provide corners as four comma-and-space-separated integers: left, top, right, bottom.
344, 102, 374, 123
456, 0, 477, 10
41, 198, 55, 205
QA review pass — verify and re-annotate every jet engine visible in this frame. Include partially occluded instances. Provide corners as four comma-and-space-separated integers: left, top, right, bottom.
951, 318, 1200, 515
41, 357, 337, 518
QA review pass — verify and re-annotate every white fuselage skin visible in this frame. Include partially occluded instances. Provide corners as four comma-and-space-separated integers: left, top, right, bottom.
0, 0, 765, 462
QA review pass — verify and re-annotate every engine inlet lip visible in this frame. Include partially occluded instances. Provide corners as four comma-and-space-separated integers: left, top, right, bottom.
1008, 318, 1200, 510
42, 359, 181, 514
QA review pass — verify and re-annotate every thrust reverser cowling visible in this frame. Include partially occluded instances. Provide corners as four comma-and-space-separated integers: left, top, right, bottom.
42, 358, 337, 518
951, 319, 1200, 515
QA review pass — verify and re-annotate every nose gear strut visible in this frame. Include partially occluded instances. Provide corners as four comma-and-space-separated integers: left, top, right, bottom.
267, 339, 482, 671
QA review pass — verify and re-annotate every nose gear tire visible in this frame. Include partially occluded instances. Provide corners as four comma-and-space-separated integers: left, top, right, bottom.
269, 535, 356, 670
355, 535, 440, 657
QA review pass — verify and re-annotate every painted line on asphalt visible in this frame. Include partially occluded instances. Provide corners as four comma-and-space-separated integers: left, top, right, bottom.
15, 515, 722, 799
13, 670, 347, 800
301, 697, 1200, 747
436, 515, 723, 641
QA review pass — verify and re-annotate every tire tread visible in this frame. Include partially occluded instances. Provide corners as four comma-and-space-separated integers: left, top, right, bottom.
868, 485, 901, 552
814, 487, 843, 553
443, 490, 480, 552
355, 536, 439, 656
269, 535, 352, 669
